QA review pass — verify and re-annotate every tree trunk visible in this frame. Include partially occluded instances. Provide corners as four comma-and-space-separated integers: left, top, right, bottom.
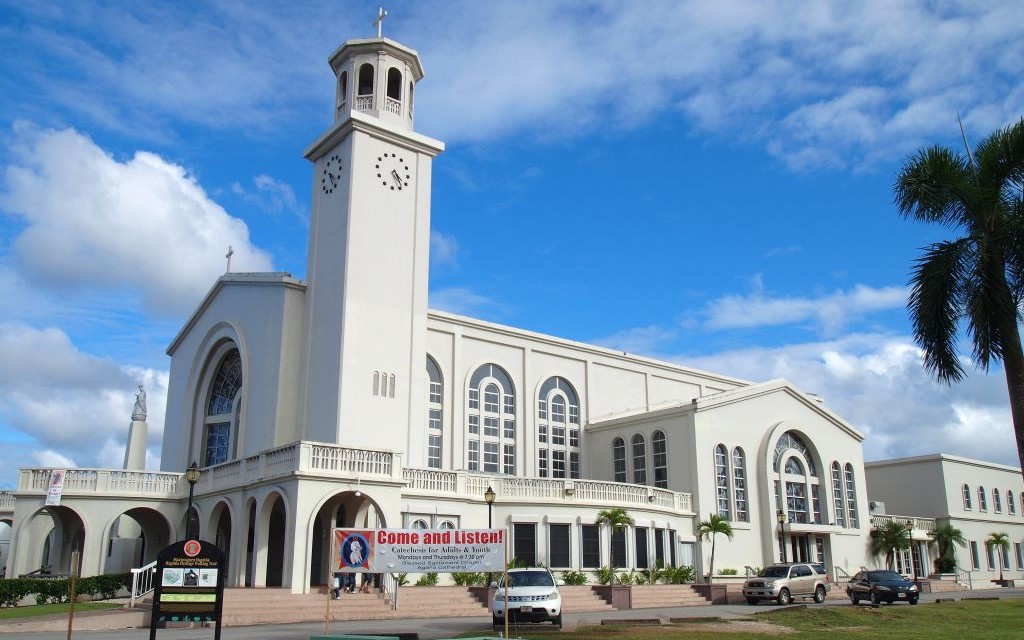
708, 536, 716, 586
1001, 325, 1024, 484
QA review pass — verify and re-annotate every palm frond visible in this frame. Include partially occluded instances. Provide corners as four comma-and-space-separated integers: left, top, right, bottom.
894, 146, 975, 226
908, 240, 972, 382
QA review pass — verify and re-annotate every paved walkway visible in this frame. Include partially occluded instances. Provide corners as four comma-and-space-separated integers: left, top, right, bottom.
2, 587, 1022, 640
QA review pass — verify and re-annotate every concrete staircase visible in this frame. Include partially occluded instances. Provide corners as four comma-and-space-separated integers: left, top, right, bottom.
560, 586, 617, 612
628, 584, 712, 608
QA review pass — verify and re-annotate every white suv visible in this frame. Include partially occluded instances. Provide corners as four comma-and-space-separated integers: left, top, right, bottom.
491, 567, 563, 628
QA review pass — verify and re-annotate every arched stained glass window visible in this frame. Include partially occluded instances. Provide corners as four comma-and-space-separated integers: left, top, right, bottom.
426, 356, 443, 469
844, 463, 859, 528
715, 444, 730, 518
732, 447, 748, 522
832, 462, 846, 527
204, 348, 242, 467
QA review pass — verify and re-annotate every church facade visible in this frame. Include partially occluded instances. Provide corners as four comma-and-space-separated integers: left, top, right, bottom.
4, 31, 1015, 593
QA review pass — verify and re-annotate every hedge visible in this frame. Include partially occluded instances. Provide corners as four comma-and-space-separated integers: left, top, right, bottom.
0, 573, 131, 607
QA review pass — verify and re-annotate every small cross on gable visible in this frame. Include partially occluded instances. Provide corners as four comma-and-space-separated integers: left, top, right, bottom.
373, 7, 388, 38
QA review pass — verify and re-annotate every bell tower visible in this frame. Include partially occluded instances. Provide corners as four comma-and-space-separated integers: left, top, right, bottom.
301, 28, 444, 456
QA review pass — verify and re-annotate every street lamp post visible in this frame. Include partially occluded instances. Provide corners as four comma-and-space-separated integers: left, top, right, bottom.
777, 510, 788, 563
906, 521, 917, 584
484, 486, 496, 585
184, 461, 201, 540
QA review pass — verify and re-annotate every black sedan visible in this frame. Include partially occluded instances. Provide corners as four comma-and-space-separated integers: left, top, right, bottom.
847, 570, 919, 605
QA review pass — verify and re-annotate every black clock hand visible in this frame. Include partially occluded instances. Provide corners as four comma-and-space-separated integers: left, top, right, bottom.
391, 169, 402, 187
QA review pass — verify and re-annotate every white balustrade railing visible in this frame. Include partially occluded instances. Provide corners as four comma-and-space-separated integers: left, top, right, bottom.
0, 491, 14, 510
402, 467, 694, 513
355, 95, 373, 110
20, 468, 185, 498
384, 97, 402, 115
129, 560, 158, 608
870, 514, 936, 533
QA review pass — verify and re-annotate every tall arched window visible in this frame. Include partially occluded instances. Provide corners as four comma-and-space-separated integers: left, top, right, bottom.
832, 462, 846, 527
204, 348, 242, 467
1008, 490, 1016, 515
537, 376, 581, 479
963, 484, 972, 509
632, 434, 647, 485
844, 463, 859, 528
426, 356, 443, 469
978, 486, 988, 511
467, 364, 516, 474
784, 456, 809, 523
652, 431, 668, 488
337, 70, 348, 111
357, 63, 374, 95
732, 447, 748, 522
612, 437, 626, 482
993, 488, 1002, 513
774, 431, 821, 524
385, 67, 403, 115
715, 445, 730, 518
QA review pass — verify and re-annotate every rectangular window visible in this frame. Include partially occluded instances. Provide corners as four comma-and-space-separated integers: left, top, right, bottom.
816, 537, 825, 564
429, 380, 441, 404
786, 481, 808, 524
654, 529, 665, 567
633, 439, 647, 485
503, 419, 515, 438
570, 428, 579, 448
810, 484, 821, 525
468, 440, 479, 471
552, 401, 565, 423
569, 404, 579, 424
427, 434, 441, 469
552, 426, 565, 446
484, 441, 499, 472
468, 388, 479, 409
484, 387, 499, 412
538, 399, 547, 420
504, 394, 515, 414
428, 408, 441, 430
552, 450, 566, 478
468, 414, 479, 434
513, 523, 537, 566
503, 444, 515, 475
669, 529, 677, 567
1015, 542, 1023, 570
970, 541, 980, 570
205, 423, 230, 466
549, 524, 571, 568
538, 424, 548, 443
845, 467, 859, 528
613, 440, 627, 482
1002, 546, 1011, 571
680, 541, 695, 568
987, 543, 996, 570
581, 525, 600, 568
570, 452, 580, 479
612, 528, 627, 568
538, 449, 548, 477
635, 526, 649, 568
484, 416, 499, 437
832, 467, 846, 527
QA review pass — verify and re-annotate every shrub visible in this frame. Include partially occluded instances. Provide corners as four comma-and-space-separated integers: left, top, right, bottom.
638, 566, 662, 584
451, 572, 485, 586
414, 572, 438, 586
560, 570, 588, 585
616, 571, 635, 585
596, 566, 615, 585
662, 565, 696, 584
936, 557, 957, 573
397, 573, 410, 587
719, 568, 738, 576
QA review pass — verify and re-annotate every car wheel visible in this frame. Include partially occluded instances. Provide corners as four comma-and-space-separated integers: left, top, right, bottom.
777, 588, 792, 606
553, 613, 562, 629
870, 590, 880, 605
850, 593, 860, 605
909, 596, 919, 605
813, 586, 826, 604
745, 597, 759, 605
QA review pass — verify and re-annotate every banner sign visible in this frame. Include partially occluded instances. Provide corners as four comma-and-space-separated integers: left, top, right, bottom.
335, 528, 504, 574
44, 469, 66, 506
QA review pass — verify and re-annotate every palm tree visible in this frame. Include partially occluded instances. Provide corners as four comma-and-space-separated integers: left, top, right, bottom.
870, 519, 911, 570
894, 117, 1024, 480
929, 523, 967, 572
595, 508, 632, 585
986, 532, 1011, 582
697, 513, 734, 585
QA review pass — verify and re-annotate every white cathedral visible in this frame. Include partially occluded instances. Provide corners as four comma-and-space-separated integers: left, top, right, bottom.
2, 30, 1023, 596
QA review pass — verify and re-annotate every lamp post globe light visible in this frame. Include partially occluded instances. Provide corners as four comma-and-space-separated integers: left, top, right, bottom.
484, 486, 496, 584
184, 461, 201, 540
776, 510, 787, 563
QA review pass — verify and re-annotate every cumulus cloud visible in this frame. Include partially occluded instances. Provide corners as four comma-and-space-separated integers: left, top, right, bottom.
430, 231, 459, 267
700, 279, 907, 335
231, 174, 305, 224
0, 124, 273, 315
0, 322, 167, 487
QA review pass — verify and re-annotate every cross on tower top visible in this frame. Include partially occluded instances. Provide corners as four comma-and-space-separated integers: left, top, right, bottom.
373, 7, 388, 38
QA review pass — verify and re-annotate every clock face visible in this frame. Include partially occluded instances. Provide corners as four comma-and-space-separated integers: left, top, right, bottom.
321, 154, 342, 194
375, 152, 411, 191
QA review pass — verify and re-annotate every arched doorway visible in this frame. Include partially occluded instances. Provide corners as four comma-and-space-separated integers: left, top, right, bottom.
209, 501, 232, 581
308, 492, 386, 588
19, 506, 85, 576
105, 507, 172, 573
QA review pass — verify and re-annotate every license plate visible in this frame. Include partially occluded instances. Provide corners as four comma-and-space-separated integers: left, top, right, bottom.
898, 593, 905, 599
520, 606, 533, 613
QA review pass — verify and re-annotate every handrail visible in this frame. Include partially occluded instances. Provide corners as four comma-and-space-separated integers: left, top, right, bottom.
744, 565, 757, 578
833, 566, 851, 583
382, 572, 399, 610
130, 560, 158, 608
955, 566, 973, 590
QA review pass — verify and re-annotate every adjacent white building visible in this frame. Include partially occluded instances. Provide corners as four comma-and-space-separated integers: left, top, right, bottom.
0, 30, 1020, 594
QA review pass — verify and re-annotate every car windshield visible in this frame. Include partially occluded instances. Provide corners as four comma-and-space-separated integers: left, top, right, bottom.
505, 571, 554, 587
760, 566, 790, 578
867, 570, 903, 581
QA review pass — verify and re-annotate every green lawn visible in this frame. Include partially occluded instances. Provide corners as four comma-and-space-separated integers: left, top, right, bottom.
487, 600, 1024, 640
0, 602, 124, 620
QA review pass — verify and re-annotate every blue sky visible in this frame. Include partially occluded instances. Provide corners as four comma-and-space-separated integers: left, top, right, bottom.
1, 0, 1022, 487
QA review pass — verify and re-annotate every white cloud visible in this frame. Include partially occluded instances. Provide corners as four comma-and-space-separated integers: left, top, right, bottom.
701, 281, 907, 335
429, 286, 506, 319
430, 231, 459, 267
593, 325, 679, 356
231, 174, 305, 224
1, 123, 273, 315
0, 322, 167, 487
